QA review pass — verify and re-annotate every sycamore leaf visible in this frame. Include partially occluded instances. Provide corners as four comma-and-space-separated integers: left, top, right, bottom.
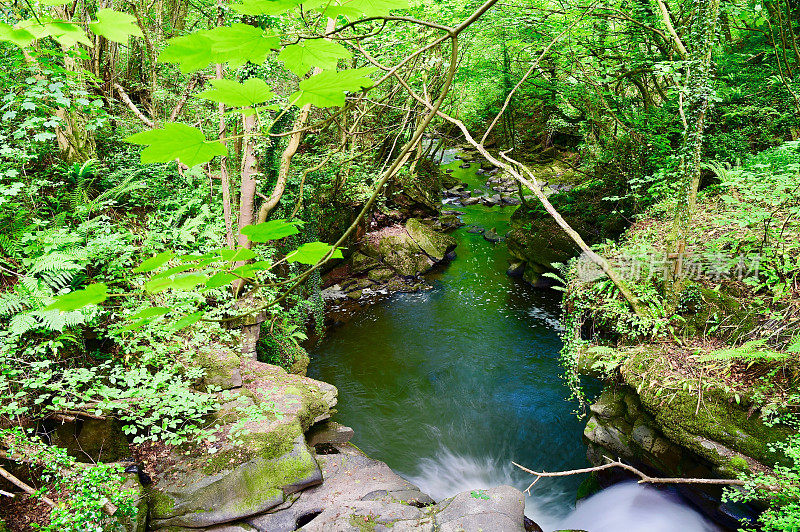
133, 251, 175, 273
158, 33, 215, 73
45, 283, 108, 312
278, 39, 350, 76
115, 318, 152, 332
231, 261, 272, 278
196, 78, 274, 108
0, 23, 35, 48
206, 24, 279, 67
218, 247, 257, 262
159, 25, 278, 72
231, 0, 303, 15
12, 19, 90, 48
321, 0, 408, 18
150, 264, 195, 280
206, 272, 238, 288
287, 242, 343, 265
290, 67, 375, 108
241, 219, 302, 242
171, 274, 208, 290
48, 22, 92, 47
88, 9, 143, 43
125, 123, 227, 167
168, 311, 204, 332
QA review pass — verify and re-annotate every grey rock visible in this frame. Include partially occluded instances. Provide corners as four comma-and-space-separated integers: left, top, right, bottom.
461, 197, 481, 206
483, 229, 501, 243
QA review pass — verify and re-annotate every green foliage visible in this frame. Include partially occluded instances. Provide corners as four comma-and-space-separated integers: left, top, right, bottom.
2, 428, 138, 532
125, 123, 227, 167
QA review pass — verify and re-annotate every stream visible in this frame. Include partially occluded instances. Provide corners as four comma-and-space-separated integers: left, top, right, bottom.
309, 152, 718, 531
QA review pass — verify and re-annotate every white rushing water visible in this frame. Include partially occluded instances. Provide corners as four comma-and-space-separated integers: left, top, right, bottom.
555, 482, 720, 532
406, 449, 718, 532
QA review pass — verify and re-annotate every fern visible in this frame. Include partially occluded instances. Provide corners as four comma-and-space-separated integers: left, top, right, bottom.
699, 340, 791, 364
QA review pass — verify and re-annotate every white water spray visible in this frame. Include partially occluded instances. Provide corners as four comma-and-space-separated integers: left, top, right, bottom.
555, 481, 719, 532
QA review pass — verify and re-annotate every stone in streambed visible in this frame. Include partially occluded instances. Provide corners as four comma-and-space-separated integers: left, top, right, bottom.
507, 261, 525, 277
350, 251, 380, 273
483, 229, 501, 243
405, 218, 457, 262
482, 194, 501, 207
368, 268, 395, 283
466, 225, 484, 234
462, 196, 481, 206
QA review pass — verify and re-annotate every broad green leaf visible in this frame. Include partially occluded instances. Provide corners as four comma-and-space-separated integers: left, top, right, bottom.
171, 274, 208, 290
231, 261, 272, 277
39, 0, 72, 5
150, 264, 194, 280
205, 24, 279, 68
129, 307, 171, 319
241, 219, 302, 242
290, 67, 375, 108
321, 0, 408, 18
168, 311, 204, 332
158, 33, 215, 73
218, 247, 257, 262
12, 19, 90, 48
133, 251, 175, 273
45, 283, 108, 311
278, 39, 350, 76
196, 78, 274, 108
159, 25, 278, 72
88, 9, 143, 43
286, 242, 343, 265
144, 278, 173, 294
125, 123, 227, 167
206, 272, 238, 288
116, 318, 152, 332
48, 22, 92, 47
0, 23, 35, 48
231, 0, 302, 15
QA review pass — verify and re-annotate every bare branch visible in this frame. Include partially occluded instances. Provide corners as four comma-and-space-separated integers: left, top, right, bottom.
512, 460, 745, 496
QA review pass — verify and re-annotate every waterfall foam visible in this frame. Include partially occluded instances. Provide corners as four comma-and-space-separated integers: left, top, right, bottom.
554, 481, 719, 532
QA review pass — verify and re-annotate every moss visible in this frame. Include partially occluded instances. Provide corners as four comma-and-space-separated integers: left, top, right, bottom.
620, 348, 793, 468
681, 288, 761, 342
148, 488, 176, 518
728, 455, 749, 472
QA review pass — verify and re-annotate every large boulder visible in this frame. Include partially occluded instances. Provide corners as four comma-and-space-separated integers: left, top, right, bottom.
378, 233, 435, 277
405, 218, 456, 262
242, 444, 527, 532
147, 359, 337, 529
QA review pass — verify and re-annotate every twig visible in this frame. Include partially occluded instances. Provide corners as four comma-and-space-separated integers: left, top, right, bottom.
512, 459, 745, 495
114, 83, 155, 128
0, 465, 56, 507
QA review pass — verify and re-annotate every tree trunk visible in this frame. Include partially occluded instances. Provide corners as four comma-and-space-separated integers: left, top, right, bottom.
666, 0, 721, 311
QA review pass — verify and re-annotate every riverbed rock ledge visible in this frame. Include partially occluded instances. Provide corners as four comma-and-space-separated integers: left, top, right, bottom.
139, 353, 530, 531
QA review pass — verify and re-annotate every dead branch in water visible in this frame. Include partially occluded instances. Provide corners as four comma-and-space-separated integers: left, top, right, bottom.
511, 459, 745, 495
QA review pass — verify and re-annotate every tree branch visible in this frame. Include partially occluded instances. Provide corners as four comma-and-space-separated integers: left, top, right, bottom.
512, 459, 745, 496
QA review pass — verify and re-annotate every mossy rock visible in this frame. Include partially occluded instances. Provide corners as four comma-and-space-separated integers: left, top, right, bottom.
368, 268, 395, 283
405, 218, 457, 261
378, 233, 434, 277
197, 349, 242, 390
149, 429, 321, 528
351, 251, 380, 273
49, 417, 130, 463
681, 287, 761, 342
619, 348, 793, 469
